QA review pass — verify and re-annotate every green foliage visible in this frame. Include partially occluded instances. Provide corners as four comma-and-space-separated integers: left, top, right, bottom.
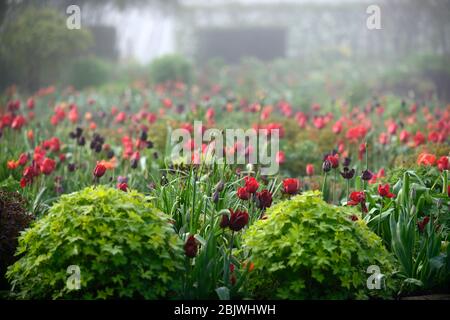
385, 165, 441, 189
6, 186, 184, 299
367, 170, 450, 294
149, 54, 193, 85
364, 168, 450, 296
389, 209, 450, 294
66, 57, 112, 89
243, 191, 396, 299
0, 190, 34, 290
0, 7, 92, 90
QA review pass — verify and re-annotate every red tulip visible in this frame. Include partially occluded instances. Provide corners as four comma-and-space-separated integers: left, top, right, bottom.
379, 132, 389, 145
11, 115, 26, 130
437, 156, 449, 172
237, 187, 250, 200
399, 130, 409, 144
40, 158, 56, 175
7, 160, 19, 170
326, 154, 339, 169
220, 214, 230, 229
378, 184, 395, 198
306, 164, 314, 176
347, 191, 367, 213
417, 216, 430, 233
244, 176, 259, 194
276, 151, 285, 164
93, 162, 107, 178
27, 98, 35, 110
184, 234, 198, 258
283, 178, 300, 195
388, 122, 397, 135
417, 153, 436, 166
18, 153, 28, 166
256, 190, 273, 209
413, 131, 425, 147
117, 182, 128, 192
332, 121, 343, 134
228, 209, 249, 232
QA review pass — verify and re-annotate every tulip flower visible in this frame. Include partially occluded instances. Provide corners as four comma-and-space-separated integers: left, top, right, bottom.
306, 164, 314, 176
283, 178, 300, 195
276, 151, 285, 164
7, 160, 19, 170
340, 167, 355, 180
244, 176, 259, 193
347, 191, 367, 213
326, 154, 339, 169
237, 187, 250, 200
361, 170, 373, 181
417, 153, 436, 166
220, 213, 230, 229
417, 216, 430, 233
256, 190, 273, 209
40, 158, 56, 175
93, 162, 107, 178
184, 234, 198, 258
437, 156, 449, 172
378, 184, 395, 198
322, 159, 331, 172
17, 153, 28, 166
228, 209, 249, 232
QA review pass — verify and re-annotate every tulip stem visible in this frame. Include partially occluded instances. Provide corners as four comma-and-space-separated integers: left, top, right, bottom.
334, 169, 337, 204
322, 172, 328, 201
346, 179, 350, 200
227, 231, 235, 286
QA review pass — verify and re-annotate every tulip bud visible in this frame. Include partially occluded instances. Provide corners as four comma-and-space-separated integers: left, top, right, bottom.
212, 190, 220, 203
322, 160, 331, 172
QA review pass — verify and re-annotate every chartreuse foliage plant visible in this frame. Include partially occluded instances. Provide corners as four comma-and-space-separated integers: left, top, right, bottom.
243, 191, 397, 299
6, 186, 184, 299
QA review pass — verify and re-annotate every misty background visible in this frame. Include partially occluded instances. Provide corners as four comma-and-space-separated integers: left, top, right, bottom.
1, 0, 450, 102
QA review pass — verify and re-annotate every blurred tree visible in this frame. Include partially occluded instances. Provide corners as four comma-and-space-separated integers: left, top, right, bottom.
0, 7, 93, 91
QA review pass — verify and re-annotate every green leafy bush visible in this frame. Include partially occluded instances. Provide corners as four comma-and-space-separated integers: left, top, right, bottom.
243, 191, 396, 299
0, 190, 33, 290
66, 57, 112, 89
7, 186, 184, 299
149, 54, 193, 85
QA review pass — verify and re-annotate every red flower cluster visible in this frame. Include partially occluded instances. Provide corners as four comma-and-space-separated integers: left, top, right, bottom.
417, 154, 449, 171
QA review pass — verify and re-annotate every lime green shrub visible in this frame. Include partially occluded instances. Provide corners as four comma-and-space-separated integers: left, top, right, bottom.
243, 191, 396, 299
7, 186, 184, 299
